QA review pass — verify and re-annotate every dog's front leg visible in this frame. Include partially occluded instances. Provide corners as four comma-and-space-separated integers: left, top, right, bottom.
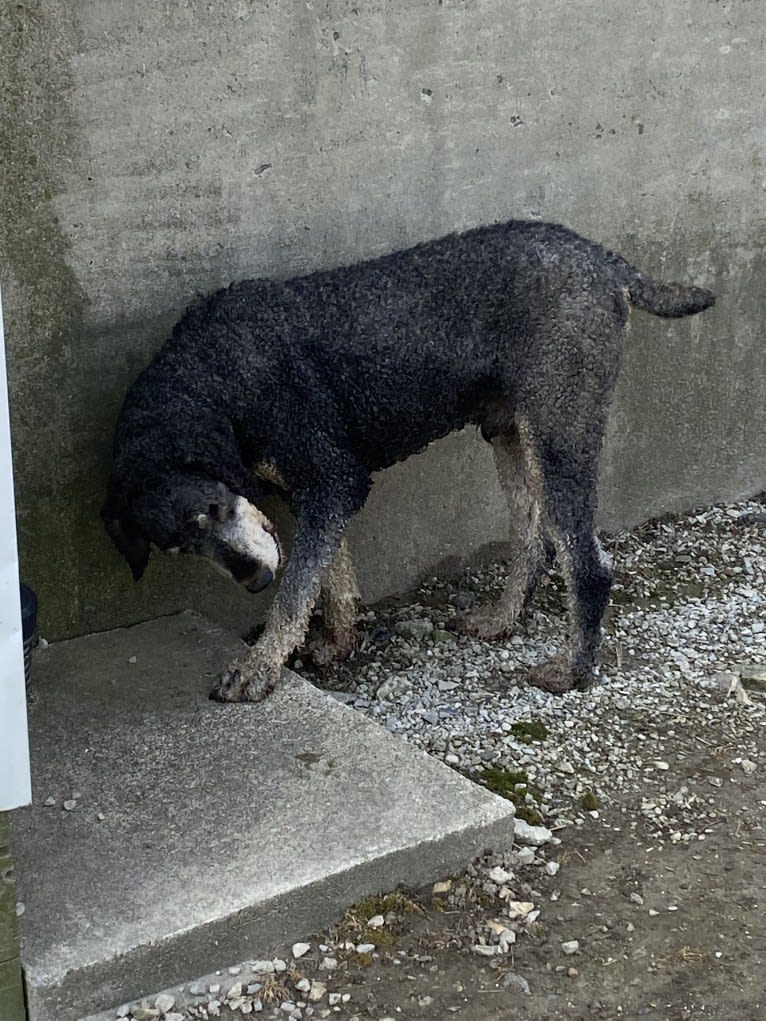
307, 539, 360, 666
211, 485, 367, 703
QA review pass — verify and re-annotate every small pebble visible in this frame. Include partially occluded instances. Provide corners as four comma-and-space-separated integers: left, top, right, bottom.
308, 980, 327, 1002
502, 972, 531, 995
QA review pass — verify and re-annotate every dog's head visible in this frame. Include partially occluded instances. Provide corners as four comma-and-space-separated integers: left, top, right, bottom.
102, 472, 281, 593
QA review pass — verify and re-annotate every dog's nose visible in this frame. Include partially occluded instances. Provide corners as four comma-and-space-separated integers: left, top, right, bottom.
245, 567, 274, 594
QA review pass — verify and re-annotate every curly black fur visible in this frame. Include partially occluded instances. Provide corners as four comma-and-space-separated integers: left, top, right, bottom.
102, 219, 715, 700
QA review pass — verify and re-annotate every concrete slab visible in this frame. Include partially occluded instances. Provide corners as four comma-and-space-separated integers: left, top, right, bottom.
10, 613, 515, 1021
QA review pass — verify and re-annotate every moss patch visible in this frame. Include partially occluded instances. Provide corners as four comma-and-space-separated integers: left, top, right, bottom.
477, 766, 545, 825
509, 719, 549, 743
331, 891, 424, 949
580, 791, 599, 812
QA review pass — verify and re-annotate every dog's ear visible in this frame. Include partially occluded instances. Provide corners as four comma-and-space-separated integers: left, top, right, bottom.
104, 515, 151, 581
101, 476, 151, 581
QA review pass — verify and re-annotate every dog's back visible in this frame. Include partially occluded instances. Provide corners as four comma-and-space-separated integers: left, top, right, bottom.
161, 220, 713, 473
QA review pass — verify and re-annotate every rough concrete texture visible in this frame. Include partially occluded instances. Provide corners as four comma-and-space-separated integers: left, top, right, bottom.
9, 612, 515, 1021
0, 1, 764, 639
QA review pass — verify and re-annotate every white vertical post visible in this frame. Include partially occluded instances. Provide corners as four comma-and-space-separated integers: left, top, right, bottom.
0, 283, 31, 811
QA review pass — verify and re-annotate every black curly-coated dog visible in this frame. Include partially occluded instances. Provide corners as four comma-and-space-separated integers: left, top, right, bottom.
102, 219, 715, 701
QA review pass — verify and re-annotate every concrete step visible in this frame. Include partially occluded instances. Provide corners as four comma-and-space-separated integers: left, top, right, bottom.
10, 612, 515, 1021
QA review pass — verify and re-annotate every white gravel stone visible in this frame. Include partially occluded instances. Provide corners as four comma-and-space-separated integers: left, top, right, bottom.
308, 981, 327, 1002
292, 942, 311, 959
561, 940, 580, 955
513, 819, 553, 846
488, 866, 512, 884
473, 943, 501, 956
507, 900, 535, 919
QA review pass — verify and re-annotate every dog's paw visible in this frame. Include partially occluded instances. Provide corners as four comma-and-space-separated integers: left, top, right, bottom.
456, 605, 513, 642
209, 662, 279, 703
526, 657, 594, 694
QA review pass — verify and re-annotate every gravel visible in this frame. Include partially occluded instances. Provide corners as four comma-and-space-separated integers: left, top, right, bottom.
314, 495, 766, 841
110, 495, 766, 1021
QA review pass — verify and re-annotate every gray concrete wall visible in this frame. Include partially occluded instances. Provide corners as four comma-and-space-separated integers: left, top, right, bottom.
1, 0, 764, 640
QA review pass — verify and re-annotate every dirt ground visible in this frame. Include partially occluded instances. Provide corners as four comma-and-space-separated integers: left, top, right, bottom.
284, 717, 765, 1021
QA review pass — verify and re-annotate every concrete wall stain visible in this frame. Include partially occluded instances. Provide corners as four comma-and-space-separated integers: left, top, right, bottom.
0, 3, 88, 637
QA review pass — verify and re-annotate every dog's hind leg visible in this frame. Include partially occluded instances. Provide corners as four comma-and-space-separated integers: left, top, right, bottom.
459, 423, 546, 640
520, 417, 613, 693
309, 539, 360, 666
211, 476, 369, 702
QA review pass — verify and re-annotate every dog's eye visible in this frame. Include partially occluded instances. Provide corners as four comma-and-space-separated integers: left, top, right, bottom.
206, 501, 236, 524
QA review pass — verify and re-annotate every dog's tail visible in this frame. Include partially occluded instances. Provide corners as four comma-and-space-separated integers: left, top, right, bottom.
620, 262, 716, 319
